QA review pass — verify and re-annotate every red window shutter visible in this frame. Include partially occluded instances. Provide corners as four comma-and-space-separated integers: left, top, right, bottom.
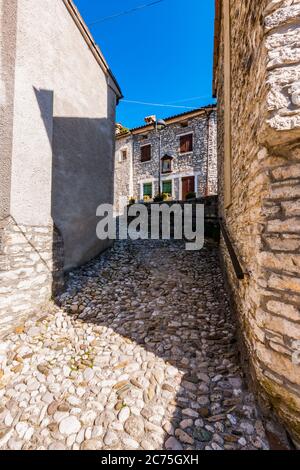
141, 145, 151, 162
180, 134, 193, 153
180, 136, 186, 153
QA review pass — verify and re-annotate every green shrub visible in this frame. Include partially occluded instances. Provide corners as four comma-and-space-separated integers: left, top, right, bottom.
186, 192, 196, 200
153, 194, 163, 202
119, 126, 129, 135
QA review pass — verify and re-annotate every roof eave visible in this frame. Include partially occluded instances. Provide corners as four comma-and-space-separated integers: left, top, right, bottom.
129, 105, 217, 134
116, 132, 131, 140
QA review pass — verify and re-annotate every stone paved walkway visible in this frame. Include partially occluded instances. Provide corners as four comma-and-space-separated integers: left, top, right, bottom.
0, 240, 270, 450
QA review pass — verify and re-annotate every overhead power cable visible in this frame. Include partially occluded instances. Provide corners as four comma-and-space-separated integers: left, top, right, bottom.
88, 0, 166, 26
167, 95, 213, 104
121, 99, 195, 109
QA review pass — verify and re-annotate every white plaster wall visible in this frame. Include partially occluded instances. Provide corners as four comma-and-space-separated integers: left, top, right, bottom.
0, 0, 18, 219
9, 0, 119, 268
10, 0, 56, 225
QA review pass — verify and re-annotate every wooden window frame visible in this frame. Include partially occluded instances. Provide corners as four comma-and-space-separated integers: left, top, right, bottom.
179, 133, 193, 154
120, 149, 127, 162
161, 156, 173, 174
141, 144, 152, 163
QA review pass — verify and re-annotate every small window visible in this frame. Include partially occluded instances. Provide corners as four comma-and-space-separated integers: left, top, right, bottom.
181, 121, 189, 128
120, 150, 127, 162
143, 183, 153, 198
180, 134, 193, 154
161, 156, 173, 174
141, 144, 151, 162
162, 180, 172, 196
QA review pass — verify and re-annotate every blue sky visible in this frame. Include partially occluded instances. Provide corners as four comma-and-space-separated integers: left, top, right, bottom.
75, 0, 216, 129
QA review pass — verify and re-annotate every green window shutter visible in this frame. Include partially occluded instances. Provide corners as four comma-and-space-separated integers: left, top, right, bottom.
162, 180, 172, 195
143, 183, 153, 197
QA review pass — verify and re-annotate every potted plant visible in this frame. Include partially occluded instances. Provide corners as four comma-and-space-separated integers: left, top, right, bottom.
186, 192, 196, 201
153, 194, 164, 203
153, 193, 168, 203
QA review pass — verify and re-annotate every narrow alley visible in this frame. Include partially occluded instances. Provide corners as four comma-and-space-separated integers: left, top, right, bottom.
0, 240, 270, 451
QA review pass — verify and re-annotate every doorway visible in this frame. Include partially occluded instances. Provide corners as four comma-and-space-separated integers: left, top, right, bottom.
181, 176, 195, 200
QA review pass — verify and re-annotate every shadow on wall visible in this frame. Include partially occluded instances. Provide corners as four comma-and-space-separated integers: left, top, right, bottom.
33, 87, 116, 289
52, 115, 114, 271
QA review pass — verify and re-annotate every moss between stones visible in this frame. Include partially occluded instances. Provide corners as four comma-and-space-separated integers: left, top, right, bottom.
260, 376, 300, 441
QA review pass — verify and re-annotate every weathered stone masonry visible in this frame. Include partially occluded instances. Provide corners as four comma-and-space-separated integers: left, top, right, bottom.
207, 110, 218, 196
115, 107, 218, 214
0, 218, 64, 337
133, 110, 218, 200
214, 0, 300, 444
115, 134, 134, 215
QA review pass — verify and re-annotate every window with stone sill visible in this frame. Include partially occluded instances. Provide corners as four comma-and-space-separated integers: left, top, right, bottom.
179, 133, 193, 154
141, 144, 151, 162
162, 180, 172, 196
120, 149, 127, 162
143, 183, 153, 198
161, 156, 173, 174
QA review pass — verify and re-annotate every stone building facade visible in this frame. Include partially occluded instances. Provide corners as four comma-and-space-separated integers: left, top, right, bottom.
114, 107, 217, 214
115, 133, 134, 215
214, 0, 300, 445
0, 0, 121, 336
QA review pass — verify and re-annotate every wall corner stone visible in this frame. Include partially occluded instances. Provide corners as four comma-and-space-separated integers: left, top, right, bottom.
0, 216, 64, 337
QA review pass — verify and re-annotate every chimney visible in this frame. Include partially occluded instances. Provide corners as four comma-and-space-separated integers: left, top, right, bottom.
144, 115, 156, 124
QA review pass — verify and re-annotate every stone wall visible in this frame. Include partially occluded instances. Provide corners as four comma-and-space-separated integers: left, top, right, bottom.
0, 217, 64, 337
133, 111, 217, 200
0, 0, 17, 220
130, 196, 219, 241
114, 134, 133, 215
215, 0, 300, 444
115, 109, 218, 206
207, 111, 218, 195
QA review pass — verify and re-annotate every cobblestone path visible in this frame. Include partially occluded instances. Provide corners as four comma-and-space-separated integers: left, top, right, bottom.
0, 240, 270, 450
